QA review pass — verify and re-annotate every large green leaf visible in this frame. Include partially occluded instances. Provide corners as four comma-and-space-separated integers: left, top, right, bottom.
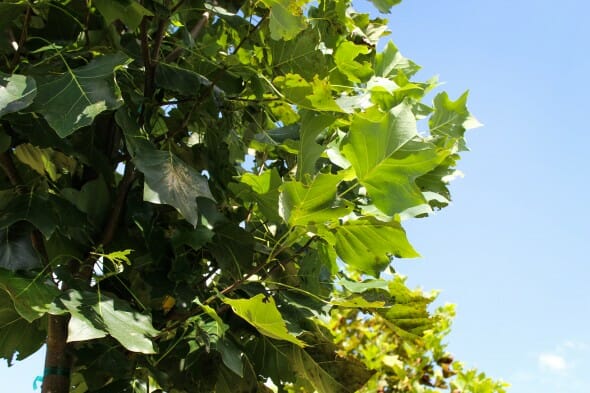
0, 2, 25, 30
0, 192, 85, 244
0, 268, 60, 322
0, 72, 37, 118
333, 217, 419, 276
367, 0, 402, 14
32, 52, 130, 138
261, 0, 306, 41
223, 294, 305, 347
375, 41, 420, 78
334, 42, 373, 83
0, 295, 45, 365
378, 275, 434, 338
269, 30, 328, 79
280, 173, 351, 226
290, 345, 371, 393
0, 228, 43, 271
297, 111, 335, 178
429, 91, 481, 139
343, 103, 446, 214
53, 289, 159, 354
94, 0, 153, 30
117, 110, 215, 227
155, 63, 209, 96
343, 104, 417, 179
230, 169, 282, 222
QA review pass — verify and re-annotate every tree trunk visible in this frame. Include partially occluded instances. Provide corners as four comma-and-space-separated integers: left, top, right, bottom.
41, 314, 71, 393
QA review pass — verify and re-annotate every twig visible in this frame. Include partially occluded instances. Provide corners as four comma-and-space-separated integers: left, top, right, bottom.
100, 162, 137, 246
10, 5, 31, 71
76, 162, 137, 281
151, 18, 169, 65
0, 151, 22, 186
165, 11, 210, 63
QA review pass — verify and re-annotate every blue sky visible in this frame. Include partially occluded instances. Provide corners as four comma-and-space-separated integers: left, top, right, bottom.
2, 1, 589, 392
384, 1, 590, 392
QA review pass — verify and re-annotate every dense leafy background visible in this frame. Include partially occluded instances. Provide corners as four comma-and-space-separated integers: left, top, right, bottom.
0, 0, 505, 392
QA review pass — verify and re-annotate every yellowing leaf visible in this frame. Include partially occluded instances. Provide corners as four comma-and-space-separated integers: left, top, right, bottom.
223, 294, 305, 347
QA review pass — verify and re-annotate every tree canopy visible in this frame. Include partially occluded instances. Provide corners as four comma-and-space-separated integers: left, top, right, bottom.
0, 0, 506, 392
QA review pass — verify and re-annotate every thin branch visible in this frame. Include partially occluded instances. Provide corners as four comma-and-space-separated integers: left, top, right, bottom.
76, 162, 137, 281
0, 151, 22, 186
10, 5, 31, 71
165, 11, 210, 63
139, 16, 153, 126
100, 162, 137, 246
151, 18, 169, 65
170, 0, 186, 14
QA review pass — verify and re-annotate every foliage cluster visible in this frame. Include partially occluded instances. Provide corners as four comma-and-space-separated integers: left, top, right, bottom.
0, 0, 505, 392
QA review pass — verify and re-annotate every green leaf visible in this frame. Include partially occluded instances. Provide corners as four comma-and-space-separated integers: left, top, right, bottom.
13, 143, 77, 182
155, 63, 208, 96
429, 91, 481, 138
0, 228, 43, 271
231, 169, 282, 222
375, 42, 420, 78
60, 176, 110, 224
32, 52, 130, 138
223, 294, 306, 347
333, 217, 419, 276
343, 103, 446, 214
246, 337, 294, 384
54, 289, 159, 354
290, 345, 371, 393
379, 276, 433, 337
334, 42, 373, 83
337, 278, 390, 293
0, 193, 61, 239
0, 72, 37, 118
117, 110, 215, 227
0, 2, 25, 30
216, 338, 244, 377
297, 111, 335, 178
261, 0, 306, 41
308, 77, 345, 112
93, 0, 153, 30
367, 0, 402, 14
0, 295, 45, 365
269, 30, 328, 79
279, 173, 352, 226
171, 227, 214, 251
298, 243, 336, 297
0, 268, 60, 322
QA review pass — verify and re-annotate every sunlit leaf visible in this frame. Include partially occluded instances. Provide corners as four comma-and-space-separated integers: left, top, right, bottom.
0, 269, 60, 322
280, 173, 351, 226
261, 0, 306, 41
53, 289, 159, 354
223, 294, 306, 347
333, 218, 419, 276
0, 295, 45, 365
0, 72, 37, 118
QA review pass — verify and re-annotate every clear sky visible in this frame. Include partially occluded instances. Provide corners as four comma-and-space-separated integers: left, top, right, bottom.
2, 1, 589, 392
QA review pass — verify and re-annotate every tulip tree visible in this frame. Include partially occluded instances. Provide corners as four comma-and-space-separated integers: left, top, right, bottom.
0, 0, 502, 392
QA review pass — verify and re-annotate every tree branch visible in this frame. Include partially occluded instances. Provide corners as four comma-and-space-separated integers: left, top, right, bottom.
165, 11, 210, 63
100, 162, 137, 246
0, 151, 22, 186
10, 5, 31, 71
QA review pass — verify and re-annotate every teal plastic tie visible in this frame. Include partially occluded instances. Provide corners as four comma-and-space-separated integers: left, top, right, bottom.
32, 375, 43, 390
